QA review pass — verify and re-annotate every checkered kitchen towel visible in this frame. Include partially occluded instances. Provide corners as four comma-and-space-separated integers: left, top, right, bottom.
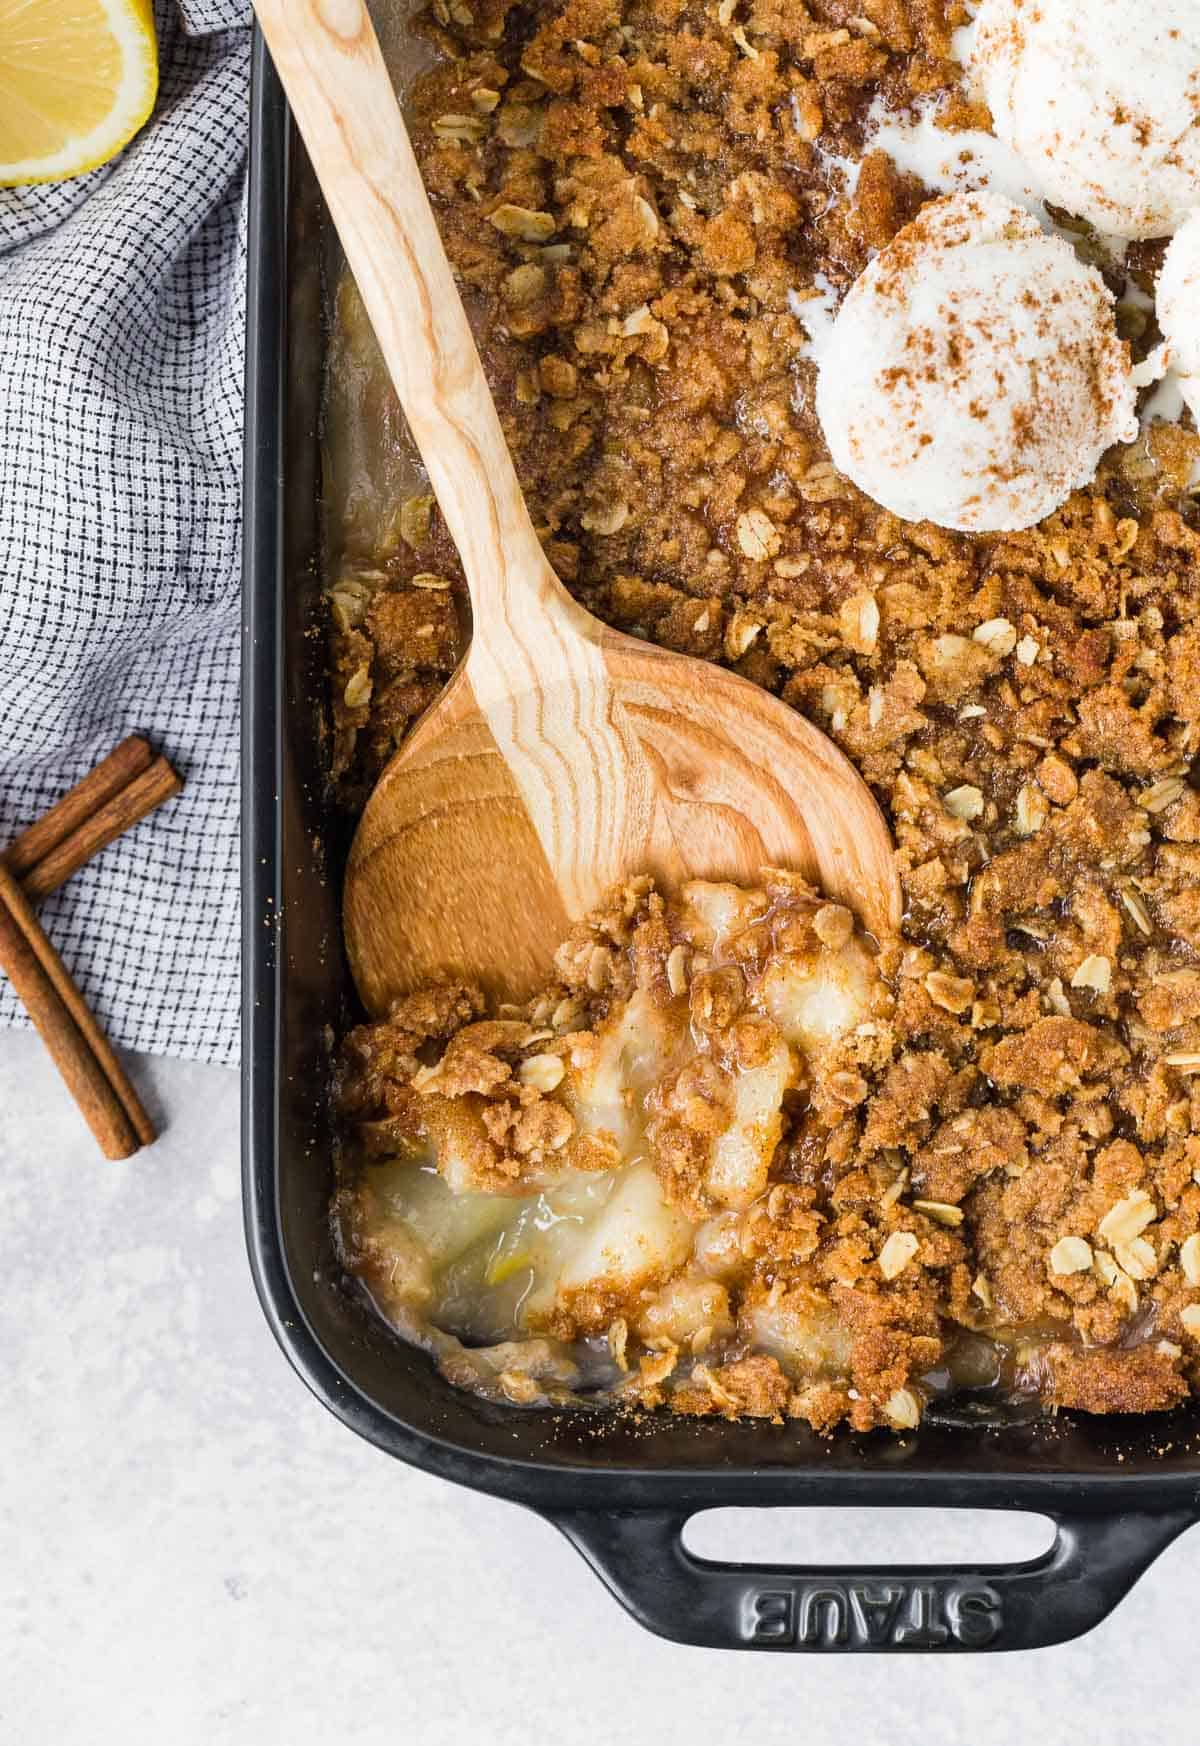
0, 1, 251, 1066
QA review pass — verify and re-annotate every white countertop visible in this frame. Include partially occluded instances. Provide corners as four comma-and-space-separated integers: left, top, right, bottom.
3, 1025, 1195, 1744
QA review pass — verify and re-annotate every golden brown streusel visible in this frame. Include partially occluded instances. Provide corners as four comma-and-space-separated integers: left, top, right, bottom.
326, 0, 1200, 1428
338, 872, 952, 1431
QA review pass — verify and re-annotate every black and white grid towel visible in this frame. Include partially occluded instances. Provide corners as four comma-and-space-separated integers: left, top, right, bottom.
0, 0, 251, 1066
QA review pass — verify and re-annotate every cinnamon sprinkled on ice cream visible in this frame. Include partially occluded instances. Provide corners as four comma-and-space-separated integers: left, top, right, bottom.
815, 192, 1138, 533
971, 0, 1200, 241
1158, 210, 1200, 424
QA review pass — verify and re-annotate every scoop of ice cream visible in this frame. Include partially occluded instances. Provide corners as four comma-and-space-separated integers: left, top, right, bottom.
814, 192, 1138, 533
970, 0, 1200, 241
1158, 209, 1200, 423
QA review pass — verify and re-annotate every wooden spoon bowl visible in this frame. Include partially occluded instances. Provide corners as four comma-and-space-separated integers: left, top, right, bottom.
254, 0, 902, 1014
346, 627, 901, 1011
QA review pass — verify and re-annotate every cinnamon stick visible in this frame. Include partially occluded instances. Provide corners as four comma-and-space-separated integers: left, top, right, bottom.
6, 736, 153, 879
21, 757, 182, 903
0, 864, 154, 1156
0, 735, 179, 1157
0, 880, 138, 1159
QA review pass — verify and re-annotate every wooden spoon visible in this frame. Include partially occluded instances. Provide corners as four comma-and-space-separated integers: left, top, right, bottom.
255, 0, 901, 1013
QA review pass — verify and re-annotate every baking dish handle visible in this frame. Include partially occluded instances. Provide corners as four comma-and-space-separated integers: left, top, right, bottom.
550, 1505, 1192, 1652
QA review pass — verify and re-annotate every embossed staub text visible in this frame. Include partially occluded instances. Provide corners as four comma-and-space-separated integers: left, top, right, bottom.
744, 1581, 1003, 1649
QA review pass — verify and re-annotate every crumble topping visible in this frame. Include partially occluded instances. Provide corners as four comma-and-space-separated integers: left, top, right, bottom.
338, 872, 950, 1432
337, 870, 1200, 1431
324, 0, 1200, 1428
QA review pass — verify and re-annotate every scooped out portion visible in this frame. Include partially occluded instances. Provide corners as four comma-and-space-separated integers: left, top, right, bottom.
336, 867, 1200, 1433
335, 869, 922, 1431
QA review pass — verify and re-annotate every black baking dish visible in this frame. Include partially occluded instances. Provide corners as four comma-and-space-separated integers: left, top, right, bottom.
241, 26, 1200, 1652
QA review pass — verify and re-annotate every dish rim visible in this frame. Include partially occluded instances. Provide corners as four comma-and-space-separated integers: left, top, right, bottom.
240, 25, 1200, 1651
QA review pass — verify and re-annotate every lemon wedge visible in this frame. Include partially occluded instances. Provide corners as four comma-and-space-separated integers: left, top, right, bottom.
0, 0, 158, 186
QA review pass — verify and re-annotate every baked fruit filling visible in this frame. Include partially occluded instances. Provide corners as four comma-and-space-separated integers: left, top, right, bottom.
337, 873, 918, 1427
337, 868, 1200, 1431
325, 0, 1200, 1428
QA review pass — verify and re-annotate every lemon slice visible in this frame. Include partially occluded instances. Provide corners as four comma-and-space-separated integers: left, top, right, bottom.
0, 0, 158, 186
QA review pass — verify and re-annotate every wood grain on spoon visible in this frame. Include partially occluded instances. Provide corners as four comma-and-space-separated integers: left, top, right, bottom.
254, 0, 901, 1011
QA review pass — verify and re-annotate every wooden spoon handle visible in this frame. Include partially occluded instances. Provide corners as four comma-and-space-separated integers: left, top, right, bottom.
253, 0, 572, 638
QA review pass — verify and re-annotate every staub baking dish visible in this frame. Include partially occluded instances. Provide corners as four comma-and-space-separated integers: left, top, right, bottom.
241, 27, 1200, 1652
